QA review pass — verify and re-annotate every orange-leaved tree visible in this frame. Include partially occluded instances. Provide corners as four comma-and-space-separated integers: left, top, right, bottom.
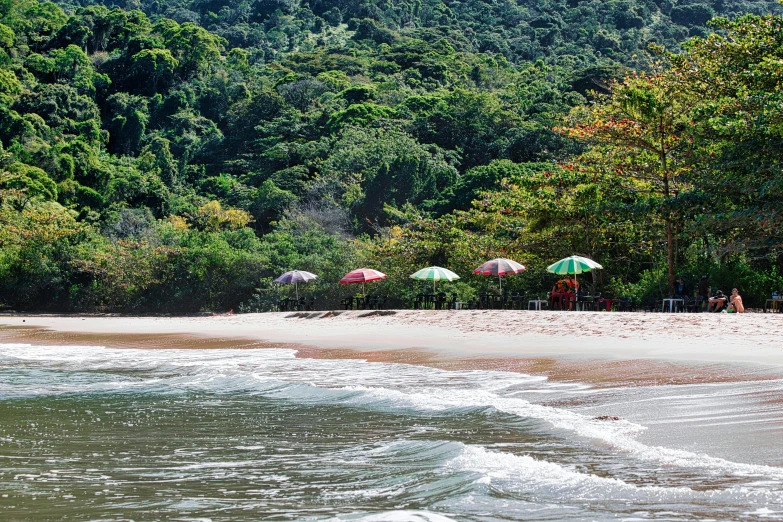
556, 72, 698, 295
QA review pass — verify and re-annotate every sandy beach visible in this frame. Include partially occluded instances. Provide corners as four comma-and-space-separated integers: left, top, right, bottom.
3, 311, 783, 384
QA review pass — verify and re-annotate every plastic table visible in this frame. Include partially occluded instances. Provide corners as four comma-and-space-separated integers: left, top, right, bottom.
662, 298, 684, 312
528, 299, 548, 310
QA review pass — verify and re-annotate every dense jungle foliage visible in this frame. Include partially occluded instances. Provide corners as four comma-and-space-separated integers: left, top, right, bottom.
1, 0, 782, 311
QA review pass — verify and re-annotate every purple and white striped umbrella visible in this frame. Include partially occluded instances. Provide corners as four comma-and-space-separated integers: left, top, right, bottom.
274, 270, 318, 299
274, 270, 318, 285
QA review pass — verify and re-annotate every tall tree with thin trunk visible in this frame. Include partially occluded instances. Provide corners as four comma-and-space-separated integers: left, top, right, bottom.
557, 72, 697, 295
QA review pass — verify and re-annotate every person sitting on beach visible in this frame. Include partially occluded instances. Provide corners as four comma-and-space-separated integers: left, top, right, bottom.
708, 290, 728, 312
729, 288, 745, 313
564, 275, 580, 292
551, 281, 567, 309
561, 278, 578, 310
697, 275, 709, 312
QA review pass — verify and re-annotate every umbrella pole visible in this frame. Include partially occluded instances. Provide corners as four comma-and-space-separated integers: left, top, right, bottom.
362, 282, 366, 295
296, 282, 299, 300
499, 274, 502, 293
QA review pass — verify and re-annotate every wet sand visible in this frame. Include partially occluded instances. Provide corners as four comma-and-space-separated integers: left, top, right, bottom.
3, 310, 783, 387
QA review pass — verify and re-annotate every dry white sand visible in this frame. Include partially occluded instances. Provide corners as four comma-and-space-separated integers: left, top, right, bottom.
3, 310, 783, 368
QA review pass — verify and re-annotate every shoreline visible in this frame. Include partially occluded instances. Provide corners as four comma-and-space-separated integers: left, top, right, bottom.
2, 310, 783, 386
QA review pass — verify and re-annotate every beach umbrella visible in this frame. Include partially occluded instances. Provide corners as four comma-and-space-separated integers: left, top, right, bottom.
546, 256, 603, 293
410, 266, 460, 293
339, 267, 386, 295
274, 270, 318, 299
474, 257, 526, 293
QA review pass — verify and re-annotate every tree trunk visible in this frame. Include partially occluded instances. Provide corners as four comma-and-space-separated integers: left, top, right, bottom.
666, 218, 675, 297
660, 119, 675, 297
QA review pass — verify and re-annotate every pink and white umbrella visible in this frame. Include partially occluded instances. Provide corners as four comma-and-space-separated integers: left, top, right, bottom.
474, 258, 525, 292
339, 268, 387, 294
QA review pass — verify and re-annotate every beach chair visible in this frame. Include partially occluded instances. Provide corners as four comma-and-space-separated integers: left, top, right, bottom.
683, 296, 700, 313
356, 296, 368, 310
434, 292, 448, 310
371, 295, 386, 309
575, 292, 596, 311
341, 296, 353, 310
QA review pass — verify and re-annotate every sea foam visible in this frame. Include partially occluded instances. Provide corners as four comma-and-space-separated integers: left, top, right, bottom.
3, 342, 783, 488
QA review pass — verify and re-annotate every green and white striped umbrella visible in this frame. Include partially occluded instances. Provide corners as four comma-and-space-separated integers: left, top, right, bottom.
546, 256, 603, 275
410, 266, 460, 293
547, 256, 603, 297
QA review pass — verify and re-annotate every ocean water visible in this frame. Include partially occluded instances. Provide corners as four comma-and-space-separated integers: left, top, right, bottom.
1, 343, 783, 521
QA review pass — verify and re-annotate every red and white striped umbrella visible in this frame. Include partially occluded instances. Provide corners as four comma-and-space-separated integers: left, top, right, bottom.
339, 268, 387, 294
474, 258, 526, 276
474, 258, 525, 292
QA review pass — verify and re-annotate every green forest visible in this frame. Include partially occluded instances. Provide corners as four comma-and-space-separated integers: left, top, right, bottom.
1, 0, 782, 312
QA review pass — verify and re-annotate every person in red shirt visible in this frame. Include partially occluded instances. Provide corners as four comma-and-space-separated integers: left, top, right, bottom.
550, 280, 566, 309
564, 275, 580, 292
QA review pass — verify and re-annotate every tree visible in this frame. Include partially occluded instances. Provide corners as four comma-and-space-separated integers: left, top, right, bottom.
13, 84, 103, 148
667, 15, 783, 255
190, 200, 252, 231
137, 136, 178, 186
0, 163, 58, 210
7, 1, 67, 52
276, 78, 329, 112
557, 72, 697, 294
251, 179, 296, 230
439, 160, 551, 213
408, 89, 520, 170
323, 126, 458, 229
106, 93, 149, 155
131, 48, 178, 93
0, 68, 20, 98
0, 198, 86, 309
671, 5, 715, 27
50, 44, 91, 81
0, 22, 14, 48
155, 20, 225, 78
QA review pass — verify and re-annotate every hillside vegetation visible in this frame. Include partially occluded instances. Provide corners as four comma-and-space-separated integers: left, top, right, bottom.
1, 0, 782, 311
